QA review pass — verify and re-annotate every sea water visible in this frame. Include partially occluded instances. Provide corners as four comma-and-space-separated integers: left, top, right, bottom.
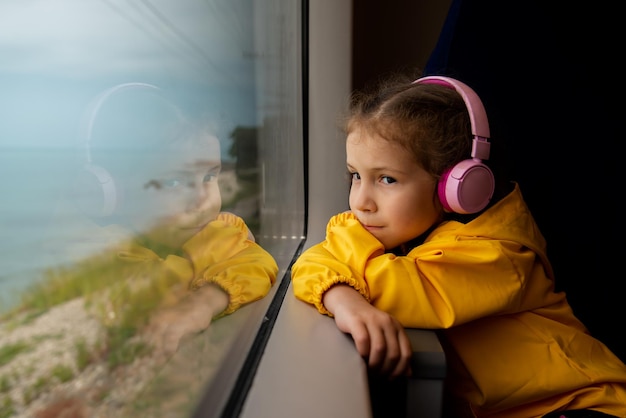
0, 147, 81, 311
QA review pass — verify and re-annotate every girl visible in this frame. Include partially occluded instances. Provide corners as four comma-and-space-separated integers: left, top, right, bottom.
290, 74, 626, 417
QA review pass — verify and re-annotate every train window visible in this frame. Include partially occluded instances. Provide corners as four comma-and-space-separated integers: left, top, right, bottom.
0, 1, 304, 417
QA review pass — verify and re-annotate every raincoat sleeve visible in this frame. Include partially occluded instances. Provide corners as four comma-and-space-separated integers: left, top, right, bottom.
292, 211, 549, 328
184, 212, 278, 317
291, 212, 385, 315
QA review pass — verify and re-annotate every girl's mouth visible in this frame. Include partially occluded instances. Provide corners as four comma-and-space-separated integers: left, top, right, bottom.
362, 224, 381, 232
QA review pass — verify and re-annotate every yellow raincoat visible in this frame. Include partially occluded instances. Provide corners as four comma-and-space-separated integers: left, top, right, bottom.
116, 212, 278, 319
291, 183, 626, 417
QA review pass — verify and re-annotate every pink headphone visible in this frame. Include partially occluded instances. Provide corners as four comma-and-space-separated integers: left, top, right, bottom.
77, 82, 163, 218
413, 76, 494, 214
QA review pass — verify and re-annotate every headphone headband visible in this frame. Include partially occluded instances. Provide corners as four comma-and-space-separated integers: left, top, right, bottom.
82, 82, 161, 163
413, 76, 490, 161
76, 82, 166, 219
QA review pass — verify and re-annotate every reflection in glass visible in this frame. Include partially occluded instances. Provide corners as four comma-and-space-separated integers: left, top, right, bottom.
0, 1, 304, 417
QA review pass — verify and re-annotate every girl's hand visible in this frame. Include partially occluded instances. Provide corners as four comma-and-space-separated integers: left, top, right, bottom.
323, 285, 412, 379
145, 284, 229, 356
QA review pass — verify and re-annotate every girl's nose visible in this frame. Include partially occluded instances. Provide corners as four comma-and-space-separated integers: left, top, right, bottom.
189, 182, 221, 213
189, 182, 208, 208
350, 183, 376, 212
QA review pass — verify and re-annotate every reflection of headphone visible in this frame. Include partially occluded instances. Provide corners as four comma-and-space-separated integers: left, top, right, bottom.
414, 76, 494, 214
75, 82, 162, 219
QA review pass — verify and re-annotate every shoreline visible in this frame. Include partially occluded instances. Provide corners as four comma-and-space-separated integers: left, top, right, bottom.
0, 298, 162, 418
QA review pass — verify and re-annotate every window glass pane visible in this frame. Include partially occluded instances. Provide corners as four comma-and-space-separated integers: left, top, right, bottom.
0, 1, 304, 417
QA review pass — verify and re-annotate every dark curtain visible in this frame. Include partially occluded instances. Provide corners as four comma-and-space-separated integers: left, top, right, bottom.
425, 0, 625, 361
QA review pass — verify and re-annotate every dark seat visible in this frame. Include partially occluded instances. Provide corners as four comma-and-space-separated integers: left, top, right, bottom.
368, 329, 446, 418
424, 0, 626, 363
405, 329, 447, 417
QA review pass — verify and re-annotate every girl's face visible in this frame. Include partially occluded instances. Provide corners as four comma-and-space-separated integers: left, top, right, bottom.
120, 134, 223, 248
347, 129, 443, 250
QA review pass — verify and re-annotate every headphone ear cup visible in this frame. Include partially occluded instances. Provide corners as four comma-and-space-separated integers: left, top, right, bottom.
438, 159, 495, 214
72, 163, 118, 218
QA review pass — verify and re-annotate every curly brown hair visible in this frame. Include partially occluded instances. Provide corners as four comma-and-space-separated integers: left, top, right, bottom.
344, 73, 473, 184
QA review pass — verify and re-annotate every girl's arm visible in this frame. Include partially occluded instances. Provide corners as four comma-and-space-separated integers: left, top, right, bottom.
146, 283, 229, 356
323, 284, 412, 379
148, 212, 278, 356
297, 212, 537, 328
185, 212, 279, 316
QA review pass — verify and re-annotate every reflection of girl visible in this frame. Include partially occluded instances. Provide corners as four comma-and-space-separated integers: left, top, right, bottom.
127, 210, 278, 355
67, 82, 278, 355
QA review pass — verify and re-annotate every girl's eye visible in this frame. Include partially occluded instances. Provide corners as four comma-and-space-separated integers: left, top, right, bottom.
163, 179, 182, 188
381, 176, 396, 185
144, 179, 183, 190
203, 171, 219, 183
349, 172, 360, 181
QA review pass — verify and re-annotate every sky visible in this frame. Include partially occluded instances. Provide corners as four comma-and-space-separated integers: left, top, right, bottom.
0, 0, 257, 152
